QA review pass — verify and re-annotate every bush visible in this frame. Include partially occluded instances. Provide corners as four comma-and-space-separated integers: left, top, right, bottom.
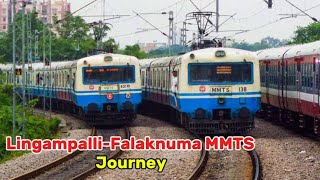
0, 84, 61, 163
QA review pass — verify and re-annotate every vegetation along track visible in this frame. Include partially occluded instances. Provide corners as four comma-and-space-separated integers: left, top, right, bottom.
11, 128, 96, 180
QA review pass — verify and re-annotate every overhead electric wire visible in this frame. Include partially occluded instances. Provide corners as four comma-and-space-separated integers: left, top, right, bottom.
284, 0, 318, 22
72, 0, 99, 16
112, 20, 185, 38
155, 0, 186, 13
132, 11, 169, 37
231, 18, 283, 37
189, 0, 214, 26
56, 0, 99, 23
201, 0, 216, 10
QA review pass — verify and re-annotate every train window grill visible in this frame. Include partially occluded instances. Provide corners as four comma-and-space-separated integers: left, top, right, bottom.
157, 70, 161, 88
153, 69, 155, 87
166, 69, 169, 89
162, 70, 165, 89
141, 71, 145, 86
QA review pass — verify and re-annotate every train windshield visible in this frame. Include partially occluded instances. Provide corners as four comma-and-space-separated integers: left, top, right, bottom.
189, 63, 253, 84
83, 66, 135, 84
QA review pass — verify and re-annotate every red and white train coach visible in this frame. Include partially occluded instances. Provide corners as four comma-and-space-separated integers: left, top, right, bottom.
258, 41, 320, 135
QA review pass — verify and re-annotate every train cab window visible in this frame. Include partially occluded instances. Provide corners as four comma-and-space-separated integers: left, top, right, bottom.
189, 63, 253, 84
83, 66, 135, 84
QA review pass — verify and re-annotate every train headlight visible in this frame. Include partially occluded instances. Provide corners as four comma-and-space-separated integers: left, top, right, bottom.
105, 56, 113, 61
195, 108, 205, 119
215, 50, 226, 57
239, 107, 250, 119
190, 53, 195, 59
218, 97, 225, 104
125, 92, 132, 99
123, 101, 133, 111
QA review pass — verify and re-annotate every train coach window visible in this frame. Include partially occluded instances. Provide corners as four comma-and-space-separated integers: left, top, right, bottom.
189, 63, 253, 84
141, 71, 145, 86
83, 66, 135, 84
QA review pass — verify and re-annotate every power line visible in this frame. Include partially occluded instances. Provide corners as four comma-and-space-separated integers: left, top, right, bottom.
72, 0, 99, 16
56, 0, 99, 23
189, 0, 214, 26
232, 18, 282, 36
201, 0, 216, 10
112, 20, 185, 38
132, 11, 169, 38
155, 0, 185, 13
284, 0, 318, 22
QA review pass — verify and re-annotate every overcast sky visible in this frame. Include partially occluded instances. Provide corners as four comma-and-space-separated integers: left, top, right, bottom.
68, 0, 320, 47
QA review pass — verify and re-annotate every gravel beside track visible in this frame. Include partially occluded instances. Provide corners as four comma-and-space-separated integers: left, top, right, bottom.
31, 129, 121, 180
199, 150, 252, 179
0, 111, 91, 179
252, 118, 320, 180
88, 115, 200, 180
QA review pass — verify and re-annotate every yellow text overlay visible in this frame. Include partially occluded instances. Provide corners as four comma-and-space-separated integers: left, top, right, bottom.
96, 156, 167, 173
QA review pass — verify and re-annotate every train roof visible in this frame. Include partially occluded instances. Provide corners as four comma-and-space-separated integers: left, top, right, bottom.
140, 47, 258, 68
0, 53, 139, 71
139, 56, 178, 68
257, 40, 320, 60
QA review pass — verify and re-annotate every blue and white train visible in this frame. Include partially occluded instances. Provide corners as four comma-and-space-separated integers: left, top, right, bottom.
140, 48, 261, 134
0, 53, 142, 126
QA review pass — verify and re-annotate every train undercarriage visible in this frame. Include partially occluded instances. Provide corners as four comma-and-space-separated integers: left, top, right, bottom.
35, 97, 135, 127
141, 100, 255, 135
257, 103, 320, 135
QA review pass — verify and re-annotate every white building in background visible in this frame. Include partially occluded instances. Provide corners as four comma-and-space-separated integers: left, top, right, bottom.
138, 41, 167, 53
0, 0, 70, 33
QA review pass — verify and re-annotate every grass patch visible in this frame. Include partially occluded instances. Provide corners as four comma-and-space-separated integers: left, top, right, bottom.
0, 84, 61, 163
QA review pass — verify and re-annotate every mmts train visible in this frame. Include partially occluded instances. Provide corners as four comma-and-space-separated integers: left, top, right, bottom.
0, 48, 262, 135
258, 40, 320, 135
140, 48, 261, 135
0, 53, 142, 126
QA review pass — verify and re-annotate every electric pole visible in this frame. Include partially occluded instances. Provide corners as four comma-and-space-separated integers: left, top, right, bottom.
22, 1, 26, 138
12, 0, 17, 144
216, 0, 219, 32
168, 11, 174, 47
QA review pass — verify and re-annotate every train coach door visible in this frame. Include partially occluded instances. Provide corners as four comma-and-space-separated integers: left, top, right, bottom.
314, 57, 320, 118
264, 61, 271, 105
295, 57, 303, 113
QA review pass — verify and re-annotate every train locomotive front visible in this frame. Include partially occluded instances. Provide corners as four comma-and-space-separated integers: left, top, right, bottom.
179, 49, 261, 134
76, 54, 142, 126
140, 48, 261, 135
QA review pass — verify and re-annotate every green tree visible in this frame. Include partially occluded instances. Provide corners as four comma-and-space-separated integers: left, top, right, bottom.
148, 45, 190, 58
102, 38, 119, 53
122, 44, 147, 59
232, 37, 287, 51
290, 22, 320, 44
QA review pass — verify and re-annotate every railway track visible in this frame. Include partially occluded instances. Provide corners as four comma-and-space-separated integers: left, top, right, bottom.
248, 150, 261, 180
10, 128, 130, 180
186, 137, 261, 180
11, 127, 96, 180
71, 127, 131, 180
